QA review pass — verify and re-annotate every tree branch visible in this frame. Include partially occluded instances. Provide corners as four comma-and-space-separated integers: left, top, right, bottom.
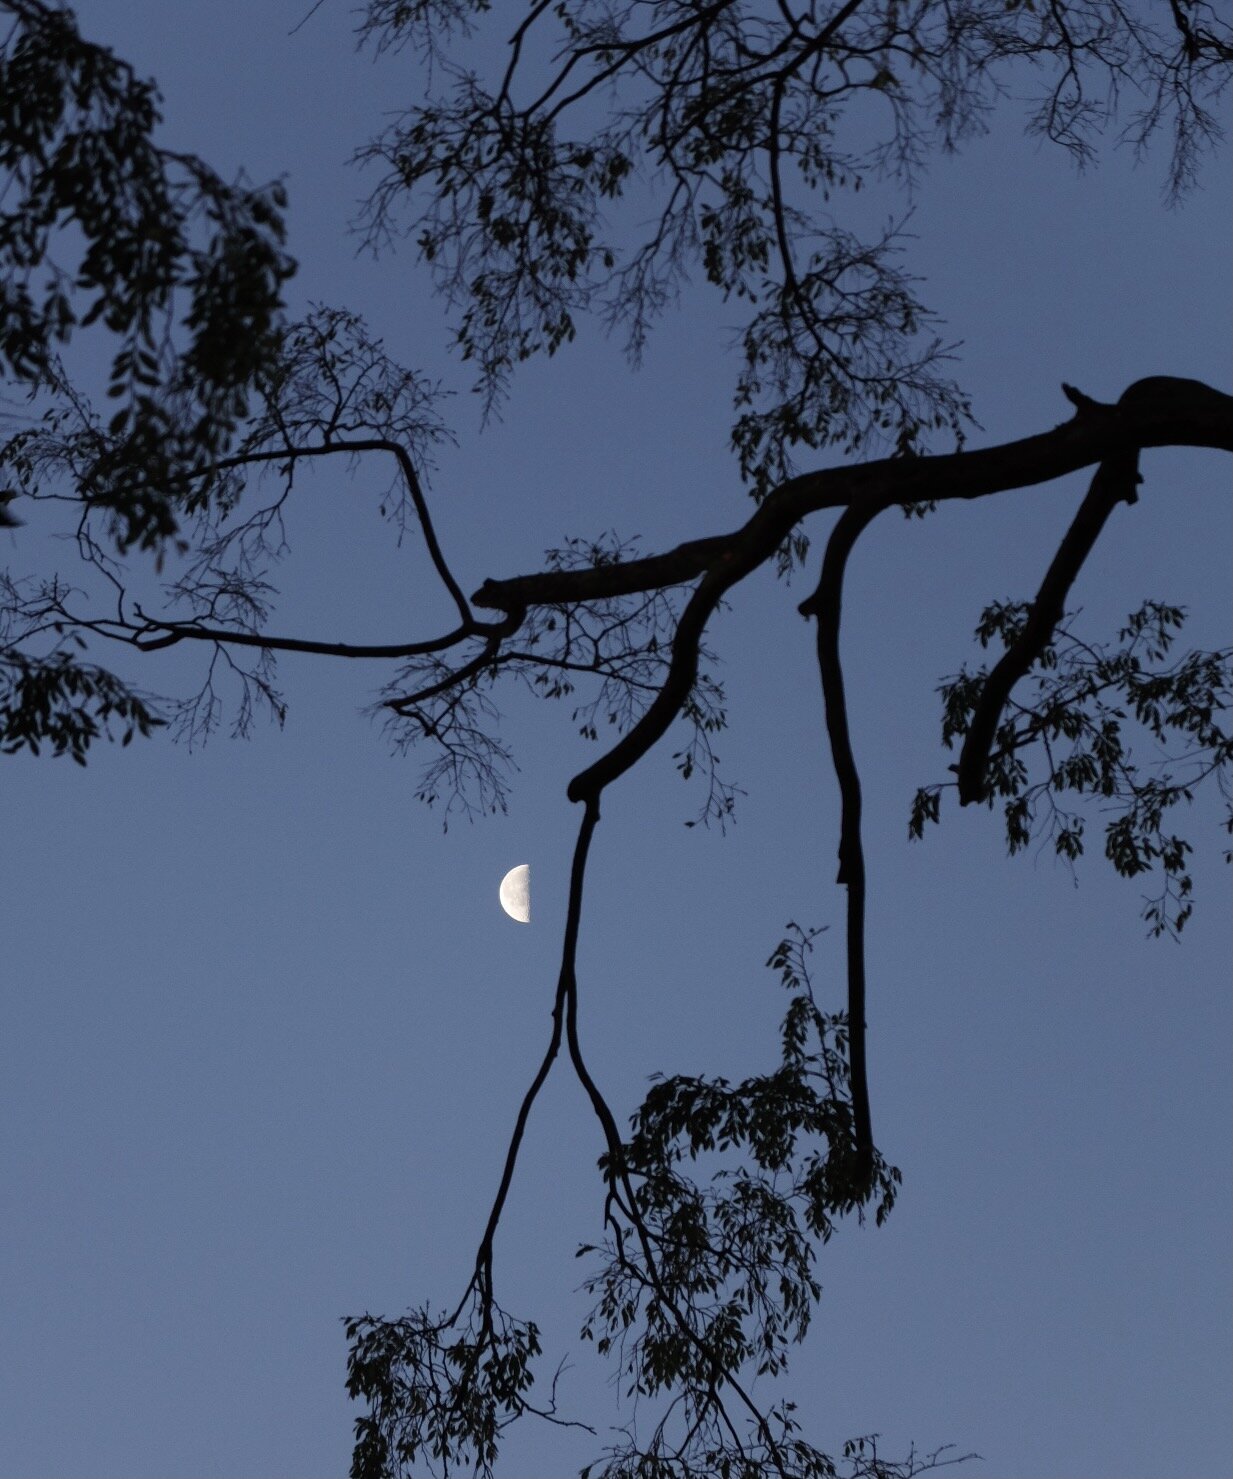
129, 616, 488, 660
473, 378, 1232, 618
957, 444, 1143, 804
56, 381, 1226, 713
205, 436, 475, 630
799, 501, 891, 1195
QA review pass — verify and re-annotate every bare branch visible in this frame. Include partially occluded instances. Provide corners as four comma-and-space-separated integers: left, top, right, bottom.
799, 500, 890, 1194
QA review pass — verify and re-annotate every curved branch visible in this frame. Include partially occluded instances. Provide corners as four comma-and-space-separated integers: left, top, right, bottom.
449, 796, 601, 1326
199, 436, 474, 629
957, 444, 1143, 804
561, 378, 1232, 808
17, 380, 1231, 797
475, 378, 1232, 618
129, 616, 488, 660
565, 539, 759, 803
69, 380, 1225, 707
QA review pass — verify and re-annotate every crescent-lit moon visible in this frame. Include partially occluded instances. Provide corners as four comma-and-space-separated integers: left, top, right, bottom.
498, 863, 531, 924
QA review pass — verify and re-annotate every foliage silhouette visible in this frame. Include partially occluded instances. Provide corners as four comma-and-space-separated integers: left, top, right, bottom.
3, 1, 1231, 1475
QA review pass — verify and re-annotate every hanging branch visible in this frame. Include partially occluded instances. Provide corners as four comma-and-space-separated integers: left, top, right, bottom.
798, 499, 892, 1194
457, 794, 602, 1329
957, 437, 1145, 803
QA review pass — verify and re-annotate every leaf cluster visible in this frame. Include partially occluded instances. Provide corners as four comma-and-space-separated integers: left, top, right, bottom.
911, 600, 1232, 935
576, 925, 901, 1471
1, 0, 295, 551
341, 924, 921, 1479
345, 1298, 543, 1479
353, 0, 1229, 510
585, 1416, 974, 1479
0, 642, 162, 762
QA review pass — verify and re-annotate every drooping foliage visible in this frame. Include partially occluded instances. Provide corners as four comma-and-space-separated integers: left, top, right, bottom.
1, 0, 294, 756
1, 0, 294, 540
346, 926, 909, 1479
913, 598, 1232, 937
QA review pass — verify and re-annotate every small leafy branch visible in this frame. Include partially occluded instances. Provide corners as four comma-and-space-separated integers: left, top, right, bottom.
344, 924, 911, 1479
345, 1298, 548, 1479
912, 600, 1232, 936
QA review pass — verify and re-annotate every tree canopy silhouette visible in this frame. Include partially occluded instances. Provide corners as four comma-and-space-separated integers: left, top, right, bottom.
2, 1, 1230, 1475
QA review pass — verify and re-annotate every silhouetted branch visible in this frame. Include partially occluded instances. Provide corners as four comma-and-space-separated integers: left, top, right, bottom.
799, 501, 890, 1195
475, 378, 1232, 621
181, 434, 473, 628
44, 381, 1229, 744
131, 617, 484, 660
957, 442, 1143, 804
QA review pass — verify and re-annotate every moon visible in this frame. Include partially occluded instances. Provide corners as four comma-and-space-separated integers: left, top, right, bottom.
498, 863, 531, 924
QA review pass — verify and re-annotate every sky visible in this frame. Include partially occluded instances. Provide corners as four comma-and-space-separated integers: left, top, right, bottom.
1, 4, 1230, 1477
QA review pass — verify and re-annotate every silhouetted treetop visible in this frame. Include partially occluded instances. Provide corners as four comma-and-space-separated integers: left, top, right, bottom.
355, 0, 1231, 494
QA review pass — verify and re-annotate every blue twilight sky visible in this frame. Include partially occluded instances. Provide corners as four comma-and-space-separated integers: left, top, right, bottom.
1, 4, 1230, 1477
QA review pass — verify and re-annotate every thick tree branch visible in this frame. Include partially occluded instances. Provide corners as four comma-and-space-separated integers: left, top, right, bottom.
67, 381, 1226, 704
956, 444, 1143, 804
473, 378, 1231, 617
547, 378, 1228, 814
549, 376, 1227, 1206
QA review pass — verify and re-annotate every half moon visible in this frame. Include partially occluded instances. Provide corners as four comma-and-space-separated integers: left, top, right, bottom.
498, 863, 531, 924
